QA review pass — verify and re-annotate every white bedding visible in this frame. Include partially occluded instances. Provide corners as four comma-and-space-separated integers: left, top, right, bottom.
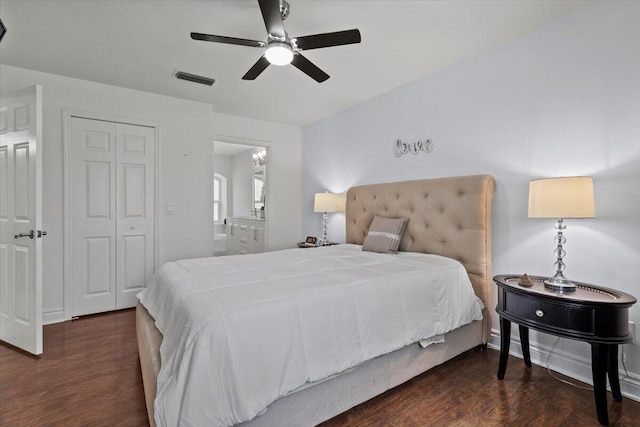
138, 244, 483, 427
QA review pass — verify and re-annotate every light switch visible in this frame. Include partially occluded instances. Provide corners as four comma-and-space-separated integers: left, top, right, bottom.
165, 203, 174, 215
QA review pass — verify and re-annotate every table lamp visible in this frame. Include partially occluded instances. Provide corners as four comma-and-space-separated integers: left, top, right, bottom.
528, 176, 595, 291
314, 192, 346, 245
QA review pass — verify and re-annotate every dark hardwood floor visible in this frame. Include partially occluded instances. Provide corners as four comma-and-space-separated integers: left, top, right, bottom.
1, 309, 639, 426
0, 309, 147, 427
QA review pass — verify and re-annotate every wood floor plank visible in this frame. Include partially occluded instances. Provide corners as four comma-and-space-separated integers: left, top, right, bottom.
1, 309, 640, 426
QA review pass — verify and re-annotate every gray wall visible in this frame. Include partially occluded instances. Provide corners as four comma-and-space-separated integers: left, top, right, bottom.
302, 1, 640, 395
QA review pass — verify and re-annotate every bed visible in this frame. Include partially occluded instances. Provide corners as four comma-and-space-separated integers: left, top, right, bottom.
137, 174, 495, 427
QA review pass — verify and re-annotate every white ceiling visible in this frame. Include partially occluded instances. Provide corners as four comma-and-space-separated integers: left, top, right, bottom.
0, 0, 593, 126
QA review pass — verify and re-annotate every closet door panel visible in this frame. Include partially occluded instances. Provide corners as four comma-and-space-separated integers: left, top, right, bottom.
70, 118, 117, 316
122, 235, 146, 290
84, 236, 112, 295
123, 164, 145, 217
115, 123, 155, 309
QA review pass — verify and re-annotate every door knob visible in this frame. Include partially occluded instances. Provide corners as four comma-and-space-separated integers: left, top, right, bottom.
130, 225, 137, 230
15, 230, 35, 239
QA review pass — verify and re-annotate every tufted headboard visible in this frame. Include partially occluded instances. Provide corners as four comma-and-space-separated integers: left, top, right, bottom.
346, 175, 495, 339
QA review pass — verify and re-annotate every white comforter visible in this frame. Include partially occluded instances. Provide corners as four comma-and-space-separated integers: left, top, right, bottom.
138, 244, 483, 427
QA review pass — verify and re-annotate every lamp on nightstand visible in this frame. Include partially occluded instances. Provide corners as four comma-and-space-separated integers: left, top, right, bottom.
528, 176, 595, 291
314, 192, 346, 245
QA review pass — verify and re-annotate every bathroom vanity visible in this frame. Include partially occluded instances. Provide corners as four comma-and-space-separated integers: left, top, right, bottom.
227, 217, 266, 255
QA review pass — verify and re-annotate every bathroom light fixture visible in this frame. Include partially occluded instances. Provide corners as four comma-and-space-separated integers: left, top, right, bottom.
252, 150, 266, 166
265, 42, 294, 66
528, 176, 595, 291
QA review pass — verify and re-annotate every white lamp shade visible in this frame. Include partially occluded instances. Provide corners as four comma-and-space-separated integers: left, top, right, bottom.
528, 176, 595, 218
314, 193, 346, 213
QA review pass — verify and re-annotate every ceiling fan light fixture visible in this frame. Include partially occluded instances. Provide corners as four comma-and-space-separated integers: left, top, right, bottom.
265, 42, 293, 66
190, 0, 361, 81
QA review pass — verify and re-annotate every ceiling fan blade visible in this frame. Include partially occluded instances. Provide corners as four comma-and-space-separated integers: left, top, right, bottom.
191, 32, 265, 48
291, 54, 330, 83
258, 0, 285, 40
242, 56, 271, 80
294, 29, 361, 51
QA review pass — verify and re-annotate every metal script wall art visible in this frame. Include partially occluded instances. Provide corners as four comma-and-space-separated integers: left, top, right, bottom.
393, 138, 435, 158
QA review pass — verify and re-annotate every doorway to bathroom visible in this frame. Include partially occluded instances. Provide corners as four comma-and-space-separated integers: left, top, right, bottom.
213, 140, 268, 256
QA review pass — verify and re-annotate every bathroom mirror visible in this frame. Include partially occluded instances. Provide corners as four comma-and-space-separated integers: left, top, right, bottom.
253, 167, 265, 214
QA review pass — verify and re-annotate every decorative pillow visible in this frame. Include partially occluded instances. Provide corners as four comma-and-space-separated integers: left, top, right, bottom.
362, 216, 408, 254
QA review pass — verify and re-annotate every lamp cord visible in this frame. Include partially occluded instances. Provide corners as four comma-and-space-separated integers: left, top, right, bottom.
545, 337, 593, 391
545, 338, 630, 391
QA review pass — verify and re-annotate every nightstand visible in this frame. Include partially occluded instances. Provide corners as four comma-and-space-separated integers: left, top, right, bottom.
494, 274, 636, 426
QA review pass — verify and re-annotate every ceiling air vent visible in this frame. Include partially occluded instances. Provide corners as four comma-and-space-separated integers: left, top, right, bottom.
175, 71, 215, 86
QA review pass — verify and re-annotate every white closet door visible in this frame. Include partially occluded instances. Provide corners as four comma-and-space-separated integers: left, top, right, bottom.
115, 123, 155, 309
70, 118, 117, 316
69, 118, 156, 316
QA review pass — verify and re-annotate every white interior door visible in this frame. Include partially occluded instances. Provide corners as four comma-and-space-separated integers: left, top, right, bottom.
69, 117, 155, 316
69, 118, 117, 316
0, 85, 43, 355
115, 123, 155, 309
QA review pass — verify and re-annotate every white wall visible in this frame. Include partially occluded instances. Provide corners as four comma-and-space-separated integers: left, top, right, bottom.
0, 64, 303, 323
0, 64, 214, 322
302, 1, 640, 397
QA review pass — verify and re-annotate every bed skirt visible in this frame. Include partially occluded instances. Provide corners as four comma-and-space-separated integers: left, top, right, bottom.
136, 302, 485, 427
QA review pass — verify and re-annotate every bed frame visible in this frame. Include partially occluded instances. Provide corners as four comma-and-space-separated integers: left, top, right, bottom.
137, 174, 495, 426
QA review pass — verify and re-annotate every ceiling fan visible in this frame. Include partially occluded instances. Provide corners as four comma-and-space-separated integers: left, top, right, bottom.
191, 0, 361, 83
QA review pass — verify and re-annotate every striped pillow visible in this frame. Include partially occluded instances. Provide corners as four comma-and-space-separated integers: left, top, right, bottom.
362, 216, 408, 254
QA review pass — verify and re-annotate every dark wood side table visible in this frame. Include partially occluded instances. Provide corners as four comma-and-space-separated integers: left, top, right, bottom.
494, 274, 636, 426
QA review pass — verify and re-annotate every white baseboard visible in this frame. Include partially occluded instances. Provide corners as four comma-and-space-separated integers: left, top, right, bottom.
488, 328, 640, 403
43, 310, 66, 325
